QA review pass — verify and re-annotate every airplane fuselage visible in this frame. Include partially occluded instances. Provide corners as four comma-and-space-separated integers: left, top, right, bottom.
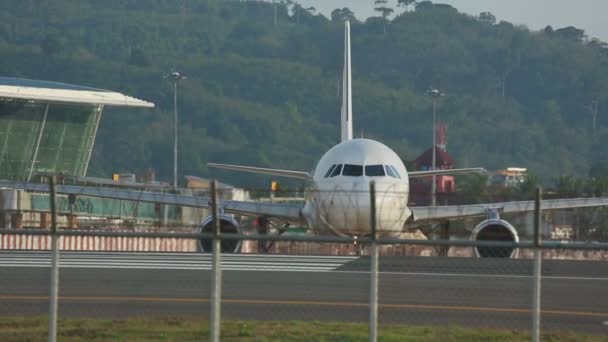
302, 138, 411, 236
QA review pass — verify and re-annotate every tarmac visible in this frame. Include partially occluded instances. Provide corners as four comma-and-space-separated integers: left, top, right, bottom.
0, 251, 606, 334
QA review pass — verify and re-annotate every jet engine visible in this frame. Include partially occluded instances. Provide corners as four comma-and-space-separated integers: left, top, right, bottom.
470, 218, 519, 258
198, 214, 242, 253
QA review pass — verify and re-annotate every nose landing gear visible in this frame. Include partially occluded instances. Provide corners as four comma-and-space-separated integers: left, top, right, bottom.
353, 234, 364, 256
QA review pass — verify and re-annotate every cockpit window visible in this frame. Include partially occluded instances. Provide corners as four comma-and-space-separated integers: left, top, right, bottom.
389, 165, 401, 179
324, 164, 336, 178
342, 164, 363, 177
365, 165, 385, 177
330, 164, 343, 177
385, 165, 397, 178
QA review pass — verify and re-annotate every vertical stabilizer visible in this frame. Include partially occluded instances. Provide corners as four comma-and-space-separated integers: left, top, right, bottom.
340, 20, 353, 142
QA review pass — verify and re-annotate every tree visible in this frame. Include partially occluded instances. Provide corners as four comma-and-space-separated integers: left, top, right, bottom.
489, 32, 524, 100
492, 48, 515, 100
458, 174, 490, 204
572, 203, 608, 241
554, 176, 586, 198
272, 0, 277, 27
127, 48, 149, 66
291, 2, 304, 24
290, 2, 315, 25
588, 38, 608, 50
331, 7, 356, 22
590, 161, 608, 179
555, 26, 586, 42
581, 64, 608, 139
515, 173, 540, 200
478, 12, 496, 25
587, 176, 608, 197
397, 0, 416, 12
415, 1, 434, 10
40, 33, 63, 56
374, 0, 394, 34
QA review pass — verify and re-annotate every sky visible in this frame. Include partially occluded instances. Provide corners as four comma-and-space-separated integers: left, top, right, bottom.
298, 0, 608, 42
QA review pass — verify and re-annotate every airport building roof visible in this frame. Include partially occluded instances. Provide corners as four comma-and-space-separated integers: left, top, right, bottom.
0, 77, 154, 107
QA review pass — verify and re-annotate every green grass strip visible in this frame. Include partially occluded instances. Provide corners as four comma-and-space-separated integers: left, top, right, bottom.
0, 317, 603, 341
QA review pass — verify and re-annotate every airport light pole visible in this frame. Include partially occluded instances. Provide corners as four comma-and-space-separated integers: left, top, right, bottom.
428, 89, 443, 206
168, 71, 185, 188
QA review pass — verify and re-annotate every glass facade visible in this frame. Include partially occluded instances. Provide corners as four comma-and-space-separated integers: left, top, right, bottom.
0, 99, 101, 181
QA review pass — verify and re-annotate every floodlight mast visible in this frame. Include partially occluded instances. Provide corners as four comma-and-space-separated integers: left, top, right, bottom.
168, 71, 185, 188
428, 88, 444, 206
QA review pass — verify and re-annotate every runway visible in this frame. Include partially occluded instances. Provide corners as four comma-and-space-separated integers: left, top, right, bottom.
0, 251, 606, 334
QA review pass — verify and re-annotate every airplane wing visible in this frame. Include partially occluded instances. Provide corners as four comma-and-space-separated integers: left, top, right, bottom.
410, 197, 608, 222
0, 181, 304, 222
208, 163, 310, 180
408, 168, 485, 178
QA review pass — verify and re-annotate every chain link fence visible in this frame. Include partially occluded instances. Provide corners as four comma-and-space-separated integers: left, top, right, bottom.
0, 182, 607, 341
0, 234, 607, 340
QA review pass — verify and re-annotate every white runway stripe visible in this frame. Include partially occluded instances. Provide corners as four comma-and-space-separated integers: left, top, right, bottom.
0, 252, 605, 280
0, 251, 358, 272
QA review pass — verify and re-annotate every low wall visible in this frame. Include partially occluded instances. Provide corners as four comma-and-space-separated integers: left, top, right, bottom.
1, 233, 606, 260
0, 233, 196, 252
448, 246, 608, 261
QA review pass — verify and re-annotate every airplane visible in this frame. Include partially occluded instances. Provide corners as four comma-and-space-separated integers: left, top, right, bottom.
2, 21, 608, 258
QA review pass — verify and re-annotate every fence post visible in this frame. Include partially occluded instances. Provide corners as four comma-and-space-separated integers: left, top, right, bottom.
532, 187, 542, 342
369, 181, 378, 342
48, 176, 59, 342
209, 180, 222, 342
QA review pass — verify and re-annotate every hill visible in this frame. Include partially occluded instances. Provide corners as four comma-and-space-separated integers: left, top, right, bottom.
1, 0, 607, 188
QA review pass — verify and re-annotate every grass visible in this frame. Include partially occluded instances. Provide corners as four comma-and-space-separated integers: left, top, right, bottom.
0, 317, 603, 341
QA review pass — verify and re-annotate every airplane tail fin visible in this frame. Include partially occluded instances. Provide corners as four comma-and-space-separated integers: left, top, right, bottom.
340, 20, 353, 142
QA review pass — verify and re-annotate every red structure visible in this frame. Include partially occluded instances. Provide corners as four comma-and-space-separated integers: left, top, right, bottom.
409, 122, 456, 205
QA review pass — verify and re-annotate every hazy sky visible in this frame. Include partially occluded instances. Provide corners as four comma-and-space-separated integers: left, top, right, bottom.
298, 0, 608, 41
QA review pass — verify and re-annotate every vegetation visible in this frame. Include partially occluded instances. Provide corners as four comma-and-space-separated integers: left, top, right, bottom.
1, 0, 608, 189
0, 316, 604, 341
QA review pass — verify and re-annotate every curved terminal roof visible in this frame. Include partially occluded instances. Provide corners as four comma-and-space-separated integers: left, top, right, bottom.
0, 77, 154, 107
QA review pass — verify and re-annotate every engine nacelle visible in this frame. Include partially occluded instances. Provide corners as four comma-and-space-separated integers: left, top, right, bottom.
470, 219, 519, 258
198, 214, 242, 253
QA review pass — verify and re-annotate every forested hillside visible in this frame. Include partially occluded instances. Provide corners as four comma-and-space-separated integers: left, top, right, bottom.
1, 0, 607, 188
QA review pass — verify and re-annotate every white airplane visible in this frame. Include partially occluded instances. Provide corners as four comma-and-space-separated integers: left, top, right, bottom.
2, 21, 608, 258
209, 21, 482, 238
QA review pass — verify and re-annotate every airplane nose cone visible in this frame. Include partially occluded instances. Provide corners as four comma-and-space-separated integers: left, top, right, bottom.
318, 185, 371, 234
314, 181, 409, 235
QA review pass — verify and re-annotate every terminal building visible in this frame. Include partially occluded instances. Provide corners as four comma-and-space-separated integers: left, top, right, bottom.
0, 76, 153, 181
0, 77, 253, 252
0, 78, 262, 253
0, 77, 166, 229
